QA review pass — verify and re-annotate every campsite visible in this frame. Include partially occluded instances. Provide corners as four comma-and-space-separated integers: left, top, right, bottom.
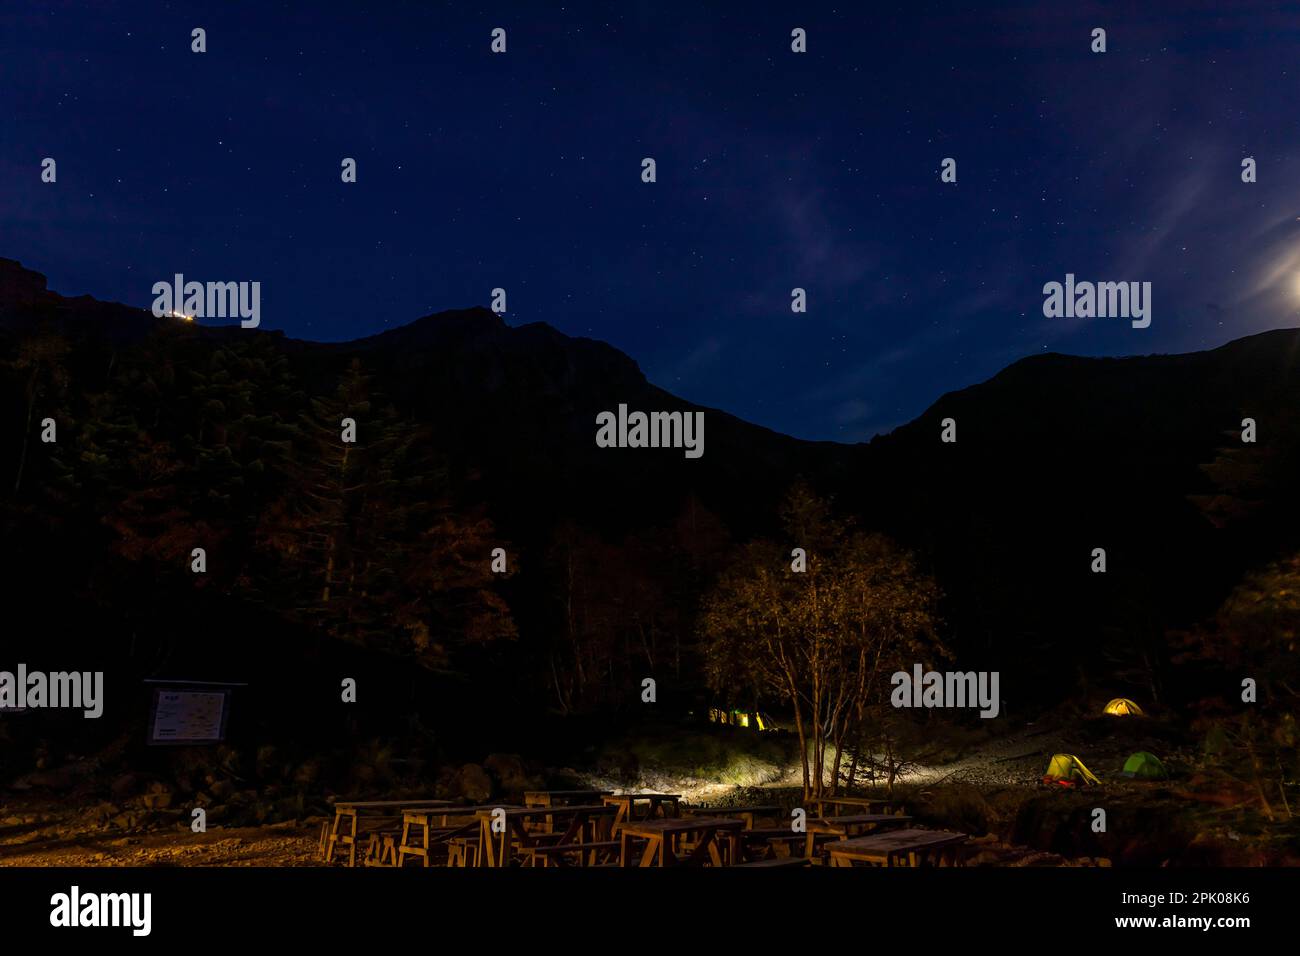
3, 5, 1300, 892
2, 680, 1294, 868
2, 248, 1299, 869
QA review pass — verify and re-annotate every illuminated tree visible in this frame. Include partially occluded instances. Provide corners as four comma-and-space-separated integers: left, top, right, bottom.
700, 483, 943, 798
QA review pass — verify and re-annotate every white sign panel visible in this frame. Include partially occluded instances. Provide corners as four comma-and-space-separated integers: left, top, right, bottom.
149, 689, 228, 743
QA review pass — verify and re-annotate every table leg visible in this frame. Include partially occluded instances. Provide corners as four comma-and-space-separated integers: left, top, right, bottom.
639, 836, 660, 867
479, 817, 496, 868
325, 812, 342, 863
422, 820, 433, 867
662, 834, 677, 867
706, 832, 725, 867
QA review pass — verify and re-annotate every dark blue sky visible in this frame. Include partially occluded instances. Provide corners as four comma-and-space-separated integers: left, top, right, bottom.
4, 1, 1300, 440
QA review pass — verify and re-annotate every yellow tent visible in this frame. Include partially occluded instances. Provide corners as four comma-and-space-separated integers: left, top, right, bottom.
708, 707, 771, 731
1103, 698, 1143, 716
1041, 753, 1101, 787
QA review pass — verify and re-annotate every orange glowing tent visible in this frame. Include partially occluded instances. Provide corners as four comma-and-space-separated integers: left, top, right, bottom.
1103, 698, 1143, 716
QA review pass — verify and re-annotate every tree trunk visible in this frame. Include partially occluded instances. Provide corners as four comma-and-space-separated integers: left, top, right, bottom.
828, 713, 845, 796
788, 676, 811, 800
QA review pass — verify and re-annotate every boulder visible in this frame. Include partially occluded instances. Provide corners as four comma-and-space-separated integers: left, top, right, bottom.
455, 764, 493, 802
109, 775, 141, 806
19, 768, 76, 791
108, 812, 141, 830
484, 754, 531, 797
209, 780, 235, 800
94, 803, 119, 823
256, 745, 281, 779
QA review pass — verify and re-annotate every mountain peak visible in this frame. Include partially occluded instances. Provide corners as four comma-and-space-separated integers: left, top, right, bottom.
0, 257, 53, 310
345, 305, 507, 349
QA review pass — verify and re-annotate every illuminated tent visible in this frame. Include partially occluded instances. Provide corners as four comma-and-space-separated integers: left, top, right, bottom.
1120, 752, 1168, 780
707, 707, 773, 731
1103, 698, 1144, 716
1041, 753, 1101, 788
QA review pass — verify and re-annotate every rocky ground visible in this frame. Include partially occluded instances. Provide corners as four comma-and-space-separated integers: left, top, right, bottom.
3, 710, 1293, 867
0, 803, 322, 866
899, 713, 1182, 788
0, 791, 1103, 867
578, 709, 1193, 800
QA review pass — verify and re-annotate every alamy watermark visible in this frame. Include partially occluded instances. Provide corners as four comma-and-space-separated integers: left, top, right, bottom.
0, 665, 103, 718
50, 886, 151, 936
595, 404, 704, 459
151, 273, 260, 328
891, 664, 1000, 718
1042, 273, 1150, 329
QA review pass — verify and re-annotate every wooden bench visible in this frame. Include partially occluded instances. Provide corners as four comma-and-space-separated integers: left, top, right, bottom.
729, 827, 808, 863
447, 834, 481, 867
396, 822, 481, 868
524, 839, 622, 867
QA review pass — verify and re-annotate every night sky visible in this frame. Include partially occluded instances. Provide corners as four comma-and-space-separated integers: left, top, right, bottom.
3, 2, 1300, 441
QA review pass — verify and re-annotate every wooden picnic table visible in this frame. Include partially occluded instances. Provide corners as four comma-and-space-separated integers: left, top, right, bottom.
524, 790, 617, 834
524, 789, 614, 808
719, 815, 906, 864
323, 799, 454, 866
396, 804, 521, 868
811, 813, 913, 834
475, 804, 618, 867
824, 828, 968, 867
683, 804, 784, 830
603, 793, 683, 834
809, 795, 900, 817
807, 813, 912, 861
620, 817, 745, 867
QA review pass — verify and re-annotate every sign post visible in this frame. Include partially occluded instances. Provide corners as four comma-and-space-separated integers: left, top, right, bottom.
144, 679, 245, 745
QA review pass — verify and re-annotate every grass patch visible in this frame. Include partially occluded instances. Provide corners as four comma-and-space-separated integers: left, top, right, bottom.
592, 721, 800, 788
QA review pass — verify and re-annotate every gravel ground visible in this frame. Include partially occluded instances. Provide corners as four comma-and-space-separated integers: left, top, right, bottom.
0, 808, 324, 867
0, 713, 1190, 867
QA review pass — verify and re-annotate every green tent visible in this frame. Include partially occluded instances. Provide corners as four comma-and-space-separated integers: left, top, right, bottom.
1121, 751, 1168, 780
1041, 753, 1101, 787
